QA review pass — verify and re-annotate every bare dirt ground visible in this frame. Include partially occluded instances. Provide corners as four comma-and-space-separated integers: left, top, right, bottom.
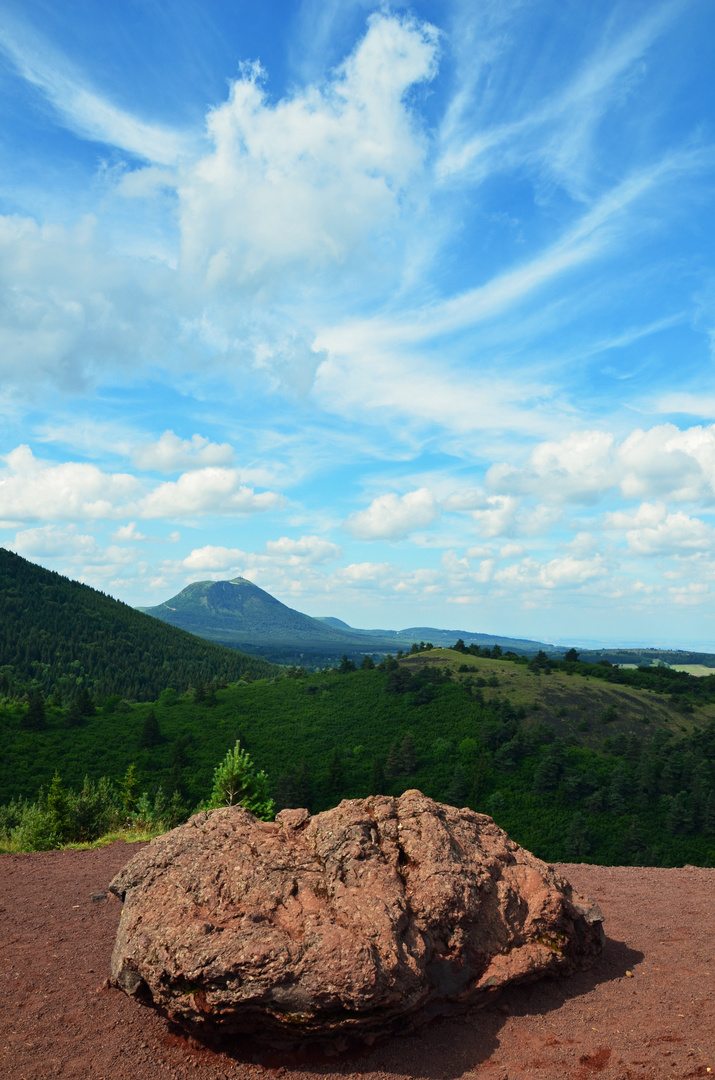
1, 842, 712, 1080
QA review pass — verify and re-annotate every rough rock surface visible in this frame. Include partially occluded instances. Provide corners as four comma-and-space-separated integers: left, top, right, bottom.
108, 790, 604, 1047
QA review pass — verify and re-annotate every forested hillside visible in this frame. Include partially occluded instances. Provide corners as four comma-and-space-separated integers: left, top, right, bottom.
2, 647, 713, 867
0, 549, 279, 701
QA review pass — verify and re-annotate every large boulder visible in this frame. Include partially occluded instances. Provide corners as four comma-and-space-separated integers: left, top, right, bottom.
109, 791, 604, 1048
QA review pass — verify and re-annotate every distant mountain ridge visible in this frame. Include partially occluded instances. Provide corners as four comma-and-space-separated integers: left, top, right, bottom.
139, 576, 555, 658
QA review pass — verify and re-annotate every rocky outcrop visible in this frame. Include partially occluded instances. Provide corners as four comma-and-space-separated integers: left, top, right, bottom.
109, 791, 604, 1048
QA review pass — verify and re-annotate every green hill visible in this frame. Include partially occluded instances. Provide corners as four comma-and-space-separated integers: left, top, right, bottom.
0, 549, 279, 702
2, 647, 713, 866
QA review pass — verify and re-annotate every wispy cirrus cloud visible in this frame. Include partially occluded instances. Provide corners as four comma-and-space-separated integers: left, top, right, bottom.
0, 17, 190, 164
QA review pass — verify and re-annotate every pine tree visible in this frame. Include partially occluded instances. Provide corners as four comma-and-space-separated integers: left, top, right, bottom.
608, 761, 629, 815
120, 764, 140, 816
22, 689, 46, 731
369, 757, 386, 795
666, 790, 695, 835
328, 747, 344, 796
703, 791, 715, 835
77, 688, 95, 717
207, 739, 274, 819
400, 733, 417, 776
275, 771, 297, 811
444, 765, 468, 807
294, 758, 312, 810
65, 699, 84, 728
385, 740, 402, 780
360, 655, 375, 670
140, 710, 161, 748
565, 812, 591, 859
45, 772, 69, 844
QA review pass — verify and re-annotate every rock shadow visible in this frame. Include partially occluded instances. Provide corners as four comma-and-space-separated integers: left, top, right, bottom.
159, 936, 643, 1079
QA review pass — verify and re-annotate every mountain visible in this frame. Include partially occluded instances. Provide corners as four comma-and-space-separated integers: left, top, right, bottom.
139, 576, 556, 661
0, 550, 280, 701
139, 577, 359, 647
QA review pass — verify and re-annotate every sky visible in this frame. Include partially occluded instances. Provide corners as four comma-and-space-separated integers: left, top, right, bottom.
1, 0, 715, 648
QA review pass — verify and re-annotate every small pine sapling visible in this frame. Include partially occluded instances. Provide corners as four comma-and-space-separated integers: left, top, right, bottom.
207, 739, 274, 820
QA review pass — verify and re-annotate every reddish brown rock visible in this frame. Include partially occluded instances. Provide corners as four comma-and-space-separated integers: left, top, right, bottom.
109, 791, 604, 1047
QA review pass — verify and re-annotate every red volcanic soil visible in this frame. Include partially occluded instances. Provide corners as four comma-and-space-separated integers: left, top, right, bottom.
1, 842, 713, 1080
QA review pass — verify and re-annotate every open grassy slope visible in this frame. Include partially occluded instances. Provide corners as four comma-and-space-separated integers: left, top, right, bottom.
417, 650, 715, 743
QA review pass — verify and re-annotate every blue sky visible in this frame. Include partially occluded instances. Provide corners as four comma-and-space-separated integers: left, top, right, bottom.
2, 0, 715, 648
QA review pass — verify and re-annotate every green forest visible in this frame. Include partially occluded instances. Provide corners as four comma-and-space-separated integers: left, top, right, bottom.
0, 548, 279, 701
2, 645, 714, 867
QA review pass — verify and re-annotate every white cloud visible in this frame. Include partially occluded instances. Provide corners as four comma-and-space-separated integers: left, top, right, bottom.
617, 425, 714, 502
669, 583, 709, 606
0, 445, 141, 521
11, 524, 100, 558
487, 430, 615, 502
495, 554, 607, 590
0, 19, 189, 164
131, 431, 234, 472
178, 14, 438, 292
486, 424, 715, 506
0, 213, 175, 392
471, 495, 520, 539
138, 468, 283, 519
624, 510, 715, 556
182, 535, 341, 574
0, 446, 282, 522
345, 488, 439, 540
437, 2, 680, 192
182, 545, 242, 572
654, 393, 715, 417
335, 561, 393, 584
264, 536, 341, 565
111, 522, 146, 542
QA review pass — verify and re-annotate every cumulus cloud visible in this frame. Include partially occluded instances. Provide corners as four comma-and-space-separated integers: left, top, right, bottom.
11, 523, 100, 558
264, 536, 341, 565
178, 15, 438, 293
138, 468, 283, 519
111, 522, 146, 542
668, 583, 710, 606
131, 431, 234, 472
486, 430, 615, 502
345, 488, 439, 540
335, 561, 393, 585
182, 535, 341, 574
485, 424, 715, 506
494, 554, 607, 589
471, 495, 520, 539
182, 545, 243, 571
0, 14, 441, 399
624, 510, 715, 556
0, 445, 141, 521
0, 446, 282, 522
